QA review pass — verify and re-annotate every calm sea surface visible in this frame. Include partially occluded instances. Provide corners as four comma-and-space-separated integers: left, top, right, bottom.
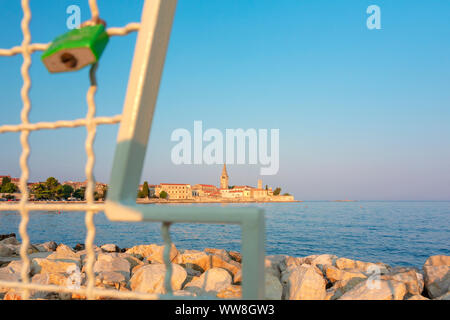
1, 201, 449, 268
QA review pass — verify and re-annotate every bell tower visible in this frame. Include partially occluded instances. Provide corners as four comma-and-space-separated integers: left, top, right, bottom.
220, 164, 229, 189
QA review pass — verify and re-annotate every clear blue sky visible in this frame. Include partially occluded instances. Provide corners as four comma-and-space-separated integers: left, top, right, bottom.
0, 0, 449, 200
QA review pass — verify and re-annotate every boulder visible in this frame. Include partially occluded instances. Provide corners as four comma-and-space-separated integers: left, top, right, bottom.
324, 265, 367, 283
184, 267, 233, 296
325, 277, 366, 300
101, 244, 119, 253
76, 247, 102, 265
436, 291, 450, 300
125, 244, 154, 259
279, 256, 306, 273
204, 248, 231, 260
310, 254, 338, 271
228, 251, 242, 263
217, 285, 242, 299
88, 253, 131, 289
92, 253, 130, 277
336, 257, 390, 275
282, 264, 326, 300
74, 243, 85, 251
36, 241, 57, 252
95, 271, 128, 289
422, 255, 450, 299
126, 243, 179, 264
47, 244, 80, 264
0, 236, 20, 246
0, 234, 16, 242
32, 257, 79, 274
2, 260, 24, 274
0, 244, 15, 257
381, 269, 424, 296
407, 294, 429, 300
339, 279, 407, 300
0, 272, 20, 293
117, 253, 144, 270
180, 251, 241, 279
129, 263, 186, 294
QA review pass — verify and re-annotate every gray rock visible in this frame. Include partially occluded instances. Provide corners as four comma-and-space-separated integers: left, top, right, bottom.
422, 255, 450, 299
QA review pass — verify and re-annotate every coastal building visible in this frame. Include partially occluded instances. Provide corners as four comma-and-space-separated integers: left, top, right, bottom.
220, 164, 229, 189
192, 184, 218, 197
158, 183, 192, 200
221, 189, 244, 198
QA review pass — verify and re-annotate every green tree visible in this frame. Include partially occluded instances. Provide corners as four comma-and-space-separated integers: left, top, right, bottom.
1, 182, 18, 193
101, 185, 108, 200
32, 183, 51, 200
159, 191, 168, 199
137, 190, 145, 198
273, 187, 281, 196
1, 176, 11, 186
45, 177, 60, 189
56, 184, 74, 200
283, 193, 291, 196
265, 185, 268, 190
73, 187, 85, 200
142, 181, 150, 198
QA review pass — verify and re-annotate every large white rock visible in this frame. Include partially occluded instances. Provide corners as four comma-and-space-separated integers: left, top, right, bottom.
339, 279, 407, 300
282, 264, 326, 300
93, 253, 130, 277
184, 267, 233, 296
129, 263, 187, 294
422, 255, 450, 299
91, 253, 131, 288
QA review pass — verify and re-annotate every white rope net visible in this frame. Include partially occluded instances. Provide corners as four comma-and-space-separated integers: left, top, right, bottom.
0, 0, 171, 300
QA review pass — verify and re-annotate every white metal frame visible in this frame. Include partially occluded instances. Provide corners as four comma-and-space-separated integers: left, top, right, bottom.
105, 0, 265, 300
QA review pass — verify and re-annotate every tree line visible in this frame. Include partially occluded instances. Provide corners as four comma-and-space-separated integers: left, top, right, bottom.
0, 176, 107, 201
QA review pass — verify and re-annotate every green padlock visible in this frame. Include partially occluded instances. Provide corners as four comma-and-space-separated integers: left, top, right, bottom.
42, 24, 109, 73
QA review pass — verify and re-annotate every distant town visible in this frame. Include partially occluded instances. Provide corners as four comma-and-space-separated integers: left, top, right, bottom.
0, 164, 296, 203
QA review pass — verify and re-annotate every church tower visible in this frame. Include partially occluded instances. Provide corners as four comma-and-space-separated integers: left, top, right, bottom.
220, 164, 229, 189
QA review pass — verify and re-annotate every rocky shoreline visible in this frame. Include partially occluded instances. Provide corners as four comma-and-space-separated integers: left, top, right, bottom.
0, 234, 449, 300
